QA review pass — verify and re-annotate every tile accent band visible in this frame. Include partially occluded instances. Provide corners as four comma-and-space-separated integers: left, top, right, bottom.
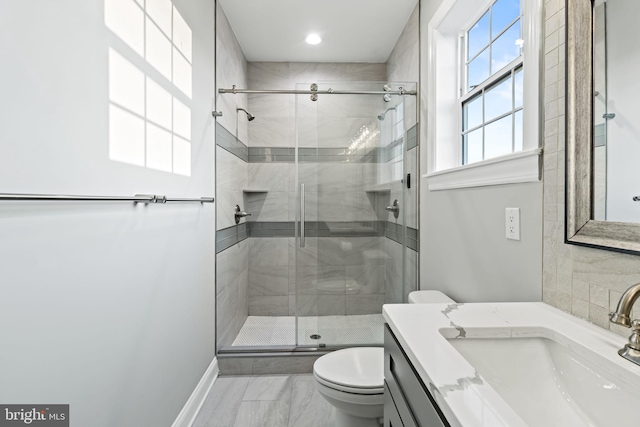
216, 123, 412, 163
406, 124, 418, 150
216, 123, 249, 162
216, 223, 248, 253
215, 221, 418, 253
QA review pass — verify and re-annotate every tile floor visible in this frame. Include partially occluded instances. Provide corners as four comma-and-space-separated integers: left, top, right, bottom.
231, 314, 384, 347
193, 374, 336, 427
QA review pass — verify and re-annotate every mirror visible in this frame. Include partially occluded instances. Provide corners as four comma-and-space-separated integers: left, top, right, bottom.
566, 0, 640, 253
593, 0, 640, 223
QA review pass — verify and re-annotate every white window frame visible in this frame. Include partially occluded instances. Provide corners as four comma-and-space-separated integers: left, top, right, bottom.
424, 0, 542, 191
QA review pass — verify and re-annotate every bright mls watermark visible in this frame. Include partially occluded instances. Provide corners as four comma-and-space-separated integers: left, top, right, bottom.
0, 405, 68, 426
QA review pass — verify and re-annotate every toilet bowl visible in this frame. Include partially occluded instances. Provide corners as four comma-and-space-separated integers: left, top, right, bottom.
313, 347, 384, 427
313, 290, 455, 427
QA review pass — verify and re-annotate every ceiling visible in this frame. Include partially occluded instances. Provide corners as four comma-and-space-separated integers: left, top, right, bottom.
218, 0, 418, 63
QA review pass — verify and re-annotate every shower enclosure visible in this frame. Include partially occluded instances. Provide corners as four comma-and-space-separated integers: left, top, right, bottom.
292, 81, 415, 349
216, 79, 417, 352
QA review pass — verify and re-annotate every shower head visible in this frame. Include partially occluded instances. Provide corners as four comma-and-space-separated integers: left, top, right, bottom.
377, 106, 397, 121
236, 108, 255, 121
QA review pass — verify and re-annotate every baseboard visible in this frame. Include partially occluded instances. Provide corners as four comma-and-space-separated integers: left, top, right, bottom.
171, 357, 219, 427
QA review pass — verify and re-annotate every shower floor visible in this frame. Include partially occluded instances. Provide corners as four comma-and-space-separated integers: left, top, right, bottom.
231, 314, 385, 347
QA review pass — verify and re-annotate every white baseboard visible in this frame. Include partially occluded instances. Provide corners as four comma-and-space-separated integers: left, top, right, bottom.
172, 357, 219, 427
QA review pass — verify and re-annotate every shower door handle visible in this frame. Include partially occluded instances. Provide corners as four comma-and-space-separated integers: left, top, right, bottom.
300, 184, 305, 248
300, 184, 306, 248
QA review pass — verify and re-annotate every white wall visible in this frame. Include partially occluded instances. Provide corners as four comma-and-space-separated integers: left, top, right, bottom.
419, 0, 543, 303
421, 184, 542, 302
0, 1, 216, 426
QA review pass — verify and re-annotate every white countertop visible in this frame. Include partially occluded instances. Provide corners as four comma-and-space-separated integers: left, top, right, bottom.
382, 302, 640, 427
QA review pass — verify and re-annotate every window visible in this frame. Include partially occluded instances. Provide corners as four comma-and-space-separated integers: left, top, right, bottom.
105, 0, 193, 176
461, 0, 524, 165
426, 0, 541, 190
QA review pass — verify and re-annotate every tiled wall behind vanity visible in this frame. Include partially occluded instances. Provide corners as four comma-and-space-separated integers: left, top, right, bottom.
542, 0, 640, 335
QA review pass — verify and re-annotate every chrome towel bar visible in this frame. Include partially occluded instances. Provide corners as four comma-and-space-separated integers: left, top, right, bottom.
0, 193, 214, 204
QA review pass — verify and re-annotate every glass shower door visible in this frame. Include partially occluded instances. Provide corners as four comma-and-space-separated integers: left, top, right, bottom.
294, 81, 414, 348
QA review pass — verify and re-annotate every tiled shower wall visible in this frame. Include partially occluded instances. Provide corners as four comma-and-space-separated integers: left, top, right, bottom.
245, 62, 391, 316
215, 3, 249, 349
386, 5, 420, 302
542, 0, 640, 336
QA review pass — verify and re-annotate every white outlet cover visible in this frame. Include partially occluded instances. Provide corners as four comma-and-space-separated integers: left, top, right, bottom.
506, 207, 520, 241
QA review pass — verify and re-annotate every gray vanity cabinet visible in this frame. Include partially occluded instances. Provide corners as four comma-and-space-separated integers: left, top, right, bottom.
384, 325, 450, 427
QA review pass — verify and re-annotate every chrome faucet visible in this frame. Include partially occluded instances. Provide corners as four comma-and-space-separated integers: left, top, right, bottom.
609, 283, 640, 366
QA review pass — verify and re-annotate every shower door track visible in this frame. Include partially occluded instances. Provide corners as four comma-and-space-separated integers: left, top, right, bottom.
217, 343, 379, 355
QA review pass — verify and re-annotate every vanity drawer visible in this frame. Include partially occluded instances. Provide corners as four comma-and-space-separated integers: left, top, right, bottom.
384, 381, 413, 427
384, 324, 449, 427
384, 380, 417, 427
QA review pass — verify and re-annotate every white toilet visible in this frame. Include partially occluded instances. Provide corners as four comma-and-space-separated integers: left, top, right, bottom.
313, 290, 455, 427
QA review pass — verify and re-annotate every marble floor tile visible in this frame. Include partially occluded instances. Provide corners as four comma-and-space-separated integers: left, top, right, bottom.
233, 401, 290, 427
192, 376, 251, 427
287, 377, 336, 427
194, 373, 339, 427
243, 375, 293, 401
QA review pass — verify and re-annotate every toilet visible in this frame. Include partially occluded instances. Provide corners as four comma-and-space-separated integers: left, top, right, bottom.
313, 290, 455, 427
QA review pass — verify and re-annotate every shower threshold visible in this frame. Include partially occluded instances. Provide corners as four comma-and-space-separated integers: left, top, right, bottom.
230, 314, 384, 347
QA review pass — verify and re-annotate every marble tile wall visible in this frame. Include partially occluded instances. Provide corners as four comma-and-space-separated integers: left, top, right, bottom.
216, 3, 248, 144
246, 62, 390, 317
385, 5, 420, 303
387, 5, 420, 131
217, 239, 249, 349
215, 4, 249, 350
217, 139, 248, 231
247, 62, 387, 148
542, 0, 640, 336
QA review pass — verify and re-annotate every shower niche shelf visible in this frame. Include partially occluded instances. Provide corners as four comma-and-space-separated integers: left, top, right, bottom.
242, 189, 269, 194
365, 188, 392, 194
365, 180, 402, 193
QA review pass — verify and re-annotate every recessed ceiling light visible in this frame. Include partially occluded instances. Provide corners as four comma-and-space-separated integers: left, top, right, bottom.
306, 34, 322, 45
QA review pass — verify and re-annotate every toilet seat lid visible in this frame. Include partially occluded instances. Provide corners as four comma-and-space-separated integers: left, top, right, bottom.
313, 347, 384, 390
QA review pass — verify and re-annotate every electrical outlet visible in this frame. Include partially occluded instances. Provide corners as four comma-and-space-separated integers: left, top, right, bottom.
506, 208, 520, 241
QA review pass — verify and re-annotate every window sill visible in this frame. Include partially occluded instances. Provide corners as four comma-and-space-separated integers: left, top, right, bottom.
423, 148, 542, 191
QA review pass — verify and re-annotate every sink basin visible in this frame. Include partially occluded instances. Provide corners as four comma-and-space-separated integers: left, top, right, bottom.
448, 334, 640, 426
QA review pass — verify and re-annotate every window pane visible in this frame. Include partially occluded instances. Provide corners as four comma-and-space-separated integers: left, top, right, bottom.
468, 48, 490, 90
463, 94, 483, 130
491, 0, 521, 38
514, 67, 523, 108
484, 75, 512, 121
514, 110, 523, 151
464, 128, 483, 164
468, 11, 490, 60
484, 114, 513, 159
491, 20, 521, 73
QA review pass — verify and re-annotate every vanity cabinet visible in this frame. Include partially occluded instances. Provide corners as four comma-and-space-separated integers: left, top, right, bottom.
384, 325, 450, 427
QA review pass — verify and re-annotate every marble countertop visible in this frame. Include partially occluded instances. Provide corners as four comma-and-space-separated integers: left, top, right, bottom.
382, 302, 640, 427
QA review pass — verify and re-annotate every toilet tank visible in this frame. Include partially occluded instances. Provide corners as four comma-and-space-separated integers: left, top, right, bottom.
408, 290, 455, 304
